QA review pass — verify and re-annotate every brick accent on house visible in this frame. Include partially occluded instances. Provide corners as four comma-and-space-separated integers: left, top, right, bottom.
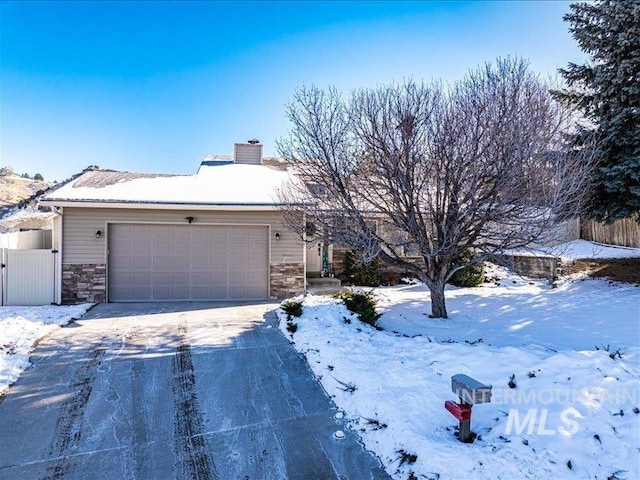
270, 263, 305, 299
62, 263, 106, 304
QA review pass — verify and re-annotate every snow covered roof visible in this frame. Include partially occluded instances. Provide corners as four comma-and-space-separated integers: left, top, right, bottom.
41, 162, 298, 208
0, 206, 56, 232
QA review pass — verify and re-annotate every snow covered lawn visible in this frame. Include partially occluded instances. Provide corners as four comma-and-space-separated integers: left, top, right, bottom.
516, 239, 640, 261
0, 304, 92, 394
278, 266, 639, 480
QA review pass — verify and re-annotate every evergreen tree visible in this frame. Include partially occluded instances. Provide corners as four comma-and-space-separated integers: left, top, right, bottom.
555, 0, 640, 221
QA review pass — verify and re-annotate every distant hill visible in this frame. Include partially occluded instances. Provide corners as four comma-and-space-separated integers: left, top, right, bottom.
0, 172, 52, 210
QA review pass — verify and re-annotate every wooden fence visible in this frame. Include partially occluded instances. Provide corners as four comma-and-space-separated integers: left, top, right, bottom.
580, 218, 640, 248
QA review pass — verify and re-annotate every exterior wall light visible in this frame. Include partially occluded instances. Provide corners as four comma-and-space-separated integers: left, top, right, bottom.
274, 232, 281, 241
185, 216, 195, 224
95, 230, 102, 239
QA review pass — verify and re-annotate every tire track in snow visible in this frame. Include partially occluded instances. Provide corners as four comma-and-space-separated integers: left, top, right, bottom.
41, 347, 106, 480
172, 318, 216, 480
131, 358, 149, 478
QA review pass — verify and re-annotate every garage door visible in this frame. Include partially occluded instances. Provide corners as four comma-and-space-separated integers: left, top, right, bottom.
108, 224, 269, 301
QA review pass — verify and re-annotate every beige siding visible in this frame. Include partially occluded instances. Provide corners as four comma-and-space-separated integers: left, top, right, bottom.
62, 207, 303, 265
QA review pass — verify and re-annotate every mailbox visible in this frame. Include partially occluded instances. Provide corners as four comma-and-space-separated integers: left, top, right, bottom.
446, 374, 492, 443
451, 374, 492, 405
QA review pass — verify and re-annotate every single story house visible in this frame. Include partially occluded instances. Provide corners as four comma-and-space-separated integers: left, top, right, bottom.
40, 141, 315, 304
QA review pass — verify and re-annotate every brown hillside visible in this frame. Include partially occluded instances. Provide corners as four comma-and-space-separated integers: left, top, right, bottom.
0, 174, 51, 208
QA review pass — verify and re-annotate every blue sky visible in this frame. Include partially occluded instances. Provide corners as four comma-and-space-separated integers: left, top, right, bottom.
0, 1, 584, 181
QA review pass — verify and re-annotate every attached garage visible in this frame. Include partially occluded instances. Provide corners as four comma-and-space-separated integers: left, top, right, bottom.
108, 224, 269, 301
40, 141, 307, 304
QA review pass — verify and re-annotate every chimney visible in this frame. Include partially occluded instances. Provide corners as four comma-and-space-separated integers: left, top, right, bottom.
234, 139, 263, 165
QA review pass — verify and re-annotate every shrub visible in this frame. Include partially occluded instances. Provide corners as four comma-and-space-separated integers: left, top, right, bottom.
333, 290, 381, 328
379, 271, 402, 286
281, 300, 303, 320
448, 251, 484, 287
341, 249, 381, 287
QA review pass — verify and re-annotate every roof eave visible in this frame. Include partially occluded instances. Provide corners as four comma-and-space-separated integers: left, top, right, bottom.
38, 199, 284, 211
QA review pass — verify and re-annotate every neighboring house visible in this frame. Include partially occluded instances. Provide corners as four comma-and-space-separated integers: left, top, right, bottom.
0, 206, 56, 234
40, 141, 307, 304
0, 172, 55, 233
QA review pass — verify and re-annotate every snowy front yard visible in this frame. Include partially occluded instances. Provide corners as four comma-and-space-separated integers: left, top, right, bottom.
278, 265, 639, 480
0, 304, 92, 394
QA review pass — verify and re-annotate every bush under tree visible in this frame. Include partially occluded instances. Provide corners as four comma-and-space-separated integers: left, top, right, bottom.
341, 249, 381, 287
448, 251, 485, 288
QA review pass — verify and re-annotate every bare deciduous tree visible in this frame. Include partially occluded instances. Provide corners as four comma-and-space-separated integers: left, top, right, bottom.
277, 58, 596, 318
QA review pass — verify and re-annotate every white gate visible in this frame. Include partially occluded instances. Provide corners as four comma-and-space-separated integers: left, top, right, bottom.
0, 249, 57, 306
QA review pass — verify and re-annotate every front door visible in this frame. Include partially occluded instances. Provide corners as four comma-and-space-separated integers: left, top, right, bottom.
306, 242, 322, 277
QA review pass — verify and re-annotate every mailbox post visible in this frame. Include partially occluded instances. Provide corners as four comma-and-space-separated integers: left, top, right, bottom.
445, 374, 492, 443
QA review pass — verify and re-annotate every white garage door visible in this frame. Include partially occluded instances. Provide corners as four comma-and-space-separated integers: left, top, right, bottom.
108, 224, 269, 301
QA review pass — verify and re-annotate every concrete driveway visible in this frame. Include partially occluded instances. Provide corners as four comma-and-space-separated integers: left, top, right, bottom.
0, 302, 389, 480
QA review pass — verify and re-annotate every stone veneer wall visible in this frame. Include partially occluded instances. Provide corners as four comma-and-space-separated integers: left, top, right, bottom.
62, 264, 107, 304
501, 255, 559, 281
270, 263, 305, 299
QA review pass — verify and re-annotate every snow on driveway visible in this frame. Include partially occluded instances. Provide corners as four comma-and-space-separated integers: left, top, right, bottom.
278, 266, 640, 480
0, 304, 92, 393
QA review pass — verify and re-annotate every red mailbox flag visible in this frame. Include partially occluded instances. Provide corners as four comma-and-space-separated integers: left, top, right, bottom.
445, 400, 472, 421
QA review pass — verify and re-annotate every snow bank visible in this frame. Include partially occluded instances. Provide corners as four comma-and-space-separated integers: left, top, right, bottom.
517, 239, 640, 260
278, 275, 639, 479
0, 304, 92, 393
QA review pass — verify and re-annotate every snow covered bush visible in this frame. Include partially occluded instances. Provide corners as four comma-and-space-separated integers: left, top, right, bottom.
333, 290, 381, 328
280, 299, 303, 320
280, 300, 303, 335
